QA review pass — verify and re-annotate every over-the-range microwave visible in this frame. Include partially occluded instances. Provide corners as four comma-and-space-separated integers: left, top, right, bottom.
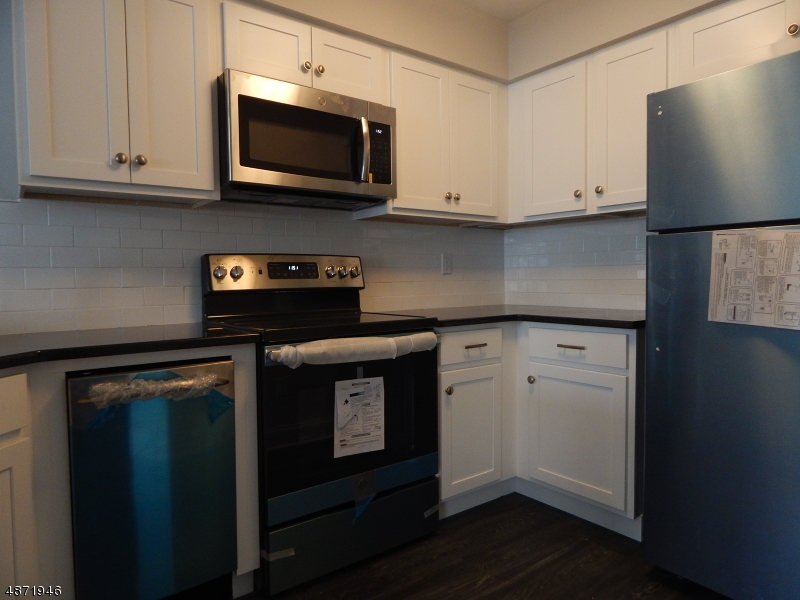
218, 69, 396, 211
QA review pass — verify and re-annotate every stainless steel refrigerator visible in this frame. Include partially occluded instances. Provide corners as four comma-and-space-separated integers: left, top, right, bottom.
645, 50, 800, 600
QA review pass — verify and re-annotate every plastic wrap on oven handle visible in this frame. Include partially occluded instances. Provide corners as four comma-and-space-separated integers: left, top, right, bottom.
267, 332, 438, 368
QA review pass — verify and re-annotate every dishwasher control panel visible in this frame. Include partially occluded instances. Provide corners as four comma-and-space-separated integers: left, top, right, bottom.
202, 254, 364, 291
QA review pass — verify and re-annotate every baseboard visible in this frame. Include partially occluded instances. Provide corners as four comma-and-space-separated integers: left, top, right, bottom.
439, 478, 516, 519
515, 478, 642, 540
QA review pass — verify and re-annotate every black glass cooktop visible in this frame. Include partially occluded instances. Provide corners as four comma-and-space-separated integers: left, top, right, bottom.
206, 310, 437, 344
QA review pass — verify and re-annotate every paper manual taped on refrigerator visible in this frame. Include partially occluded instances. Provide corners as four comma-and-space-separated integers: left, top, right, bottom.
334, 377, 384, 458
709, 227, 800, 329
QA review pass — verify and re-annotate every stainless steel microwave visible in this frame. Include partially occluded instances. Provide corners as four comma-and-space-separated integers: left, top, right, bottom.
218, 69, 396, 211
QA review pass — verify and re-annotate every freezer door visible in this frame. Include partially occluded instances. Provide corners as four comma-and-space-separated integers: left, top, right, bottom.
645, 233, 800, 599
647, 51, 800, 233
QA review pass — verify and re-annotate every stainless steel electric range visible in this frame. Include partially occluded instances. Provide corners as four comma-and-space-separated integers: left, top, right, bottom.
201, 254, 440, 596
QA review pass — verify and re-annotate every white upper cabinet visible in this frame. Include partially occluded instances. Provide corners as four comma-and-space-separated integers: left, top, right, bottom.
22, 0, 215, 192
390, 54, 499, 218
24, 0, 131, 184
521, 60, 587, 218
589, 30, 667, 211
125, 0, 214, 190
673, 0, 800, 86
222, 2, 387, 103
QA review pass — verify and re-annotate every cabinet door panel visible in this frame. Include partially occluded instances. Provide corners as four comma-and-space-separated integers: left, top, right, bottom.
523, 61, 587, 217
528, 362, 627, 510
591, 31, 666, 209
24, 0, 131, 183
126, 0, 214, 190
311, 29, 386, 103
222, 2, 312, 87
391, 54, 450, 212
440, 364, 502, 499
675, 0, 800, 85
450, 73, 499, 217
0, 438, 37, 586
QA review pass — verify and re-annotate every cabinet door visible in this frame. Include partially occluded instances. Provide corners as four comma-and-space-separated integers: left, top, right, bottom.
522, 61, 587, 217
311, 29, 387, 103
222, 2, 313, 87
449, 72, 499, 217
440, 364, 502, 500
125, 0, 215, 190
23, 0, 131, 183
674, 0, 800, 86
527, 362, 627, 510
590, 30, 667, 210
390, 54, 451, 212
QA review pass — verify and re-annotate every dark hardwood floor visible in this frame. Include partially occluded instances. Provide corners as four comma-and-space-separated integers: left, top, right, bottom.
273, 493, 729, 600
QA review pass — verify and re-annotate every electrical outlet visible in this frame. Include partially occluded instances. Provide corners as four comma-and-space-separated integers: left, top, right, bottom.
441, 253, 453, 275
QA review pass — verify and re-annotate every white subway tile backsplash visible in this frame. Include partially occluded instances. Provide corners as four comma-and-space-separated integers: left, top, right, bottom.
143, 249, 184, 268
121, 306, 164, 327
144, 286, 184, 306
218, 216, 253, 234
0, 224, 23, 245
99, 248, 143, 268
163, 267, 198, 287
121, 228, 162, 248
0, 268, 25, 290
0, 246, 51, 268
75, 307, 123, 330
97, 207, 141, 229
141, 209, 182, 230
49, 203, 96, 227
75, 268, 122, 289
25, 268, 75, 289
200, 232, 237, 250
163, 230, 201, 249
0, 201, 48, 225
24, 224, 73, 246
74, 226, 120, 248
1, 289, 53, 311
251, 218, 284, 236
122, 268, 164, 288
181, 213, 218, 232
52, 247, 99, 268
164, 304, 199, 325
99, 287, 144, 308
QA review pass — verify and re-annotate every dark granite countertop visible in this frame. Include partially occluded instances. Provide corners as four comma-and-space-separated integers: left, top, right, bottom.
402, 305, 646, 330
0, 323, 260, 370
0, 305, 644, 370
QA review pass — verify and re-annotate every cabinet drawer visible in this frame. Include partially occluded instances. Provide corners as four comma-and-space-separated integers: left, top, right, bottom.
528, 328, 627, 369
439, 328, 502, 366
0, 374, 29, 437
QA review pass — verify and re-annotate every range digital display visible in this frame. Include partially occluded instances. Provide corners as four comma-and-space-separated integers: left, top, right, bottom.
267, 262, 319, 279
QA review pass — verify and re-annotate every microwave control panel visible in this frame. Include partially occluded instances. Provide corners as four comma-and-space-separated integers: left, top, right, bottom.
203, 254, 364, 291
369, 122, 392, 185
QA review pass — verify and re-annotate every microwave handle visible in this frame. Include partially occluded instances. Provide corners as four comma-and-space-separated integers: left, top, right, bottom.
360, 117, 370, 183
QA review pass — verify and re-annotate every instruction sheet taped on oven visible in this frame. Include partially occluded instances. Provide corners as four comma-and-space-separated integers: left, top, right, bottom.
709, 227, 800, 329
334, 377, 385, 458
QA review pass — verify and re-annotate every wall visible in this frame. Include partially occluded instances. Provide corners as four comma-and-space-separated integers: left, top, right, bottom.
504, 215, 647, 310
0, 199, 505, 335
508, 0, 726, 79
254, 0, 509, 80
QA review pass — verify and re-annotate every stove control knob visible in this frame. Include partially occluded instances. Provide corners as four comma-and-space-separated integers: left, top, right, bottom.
325, 265, 336, 278
230, 265, 244, 280
349, 265, 360, 278
213, 266, 227, 280
337, 266, 348, 278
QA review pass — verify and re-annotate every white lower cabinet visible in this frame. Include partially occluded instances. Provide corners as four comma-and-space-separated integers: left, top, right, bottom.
438, 328, 503, 500
522, 324, 639, 520
0, 373, 37, 588
440, 363, 503, 500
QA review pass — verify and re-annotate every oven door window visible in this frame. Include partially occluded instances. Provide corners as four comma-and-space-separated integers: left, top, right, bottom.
261, 351, 437, 499
238, 95, 362, 182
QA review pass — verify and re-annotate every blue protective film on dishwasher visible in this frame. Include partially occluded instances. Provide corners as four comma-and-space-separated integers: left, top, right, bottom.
352, 494, 376, 523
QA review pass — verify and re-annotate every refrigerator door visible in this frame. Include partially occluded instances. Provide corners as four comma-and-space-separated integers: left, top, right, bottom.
647, 50, 800, 233
646, 233, 800, 600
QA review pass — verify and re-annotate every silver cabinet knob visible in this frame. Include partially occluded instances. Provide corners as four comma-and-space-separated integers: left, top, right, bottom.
134, 154, 148, 166
114, 152, 129, 164
213, 266, 227, 280
337, 266, 348, 278
445, 386, 453, 396
316, 64, 325, 74
303, 60, 313, 71
444, 192, 452, 200
574, 189, 582, 198
325, 265, 336, 278
453, 193, 460, 201
789, 23, 799, 35
230, 265, 244, 280
595, 186, 604, 194
349, 265, 360, 278
527, 375, 536, 384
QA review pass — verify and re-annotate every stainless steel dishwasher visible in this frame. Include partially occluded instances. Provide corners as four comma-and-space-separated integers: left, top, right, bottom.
66, 358, 237, 600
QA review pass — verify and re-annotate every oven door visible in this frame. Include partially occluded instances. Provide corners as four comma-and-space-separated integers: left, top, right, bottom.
223, 69, 372, 197
259, 346, 438, 526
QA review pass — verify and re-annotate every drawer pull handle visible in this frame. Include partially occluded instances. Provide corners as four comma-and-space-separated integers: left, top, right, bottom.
557, 344, 587, 351
465, 343, 488, 350
445, 386, 454, 396
527, 376, 536, 384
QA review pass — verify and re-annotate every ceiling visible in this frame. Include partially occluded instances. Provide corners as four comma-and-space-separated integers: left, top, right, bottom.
457, 0, 554, 22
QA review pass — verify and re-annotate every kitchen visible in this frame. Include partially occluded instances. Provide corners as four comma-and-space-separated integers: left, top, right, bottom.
1, 0, 799, 598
